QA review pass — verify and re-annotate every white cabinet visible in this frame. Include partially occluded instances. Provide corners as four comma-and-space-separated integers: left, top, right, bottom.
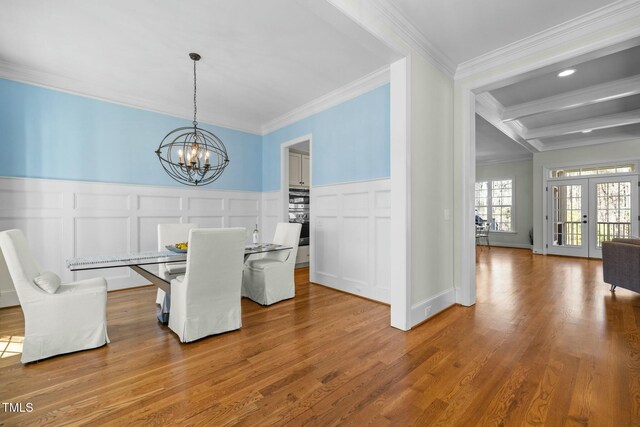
296, 245, 310, 265
301, 155, 310, 187
288, 152, 310, 188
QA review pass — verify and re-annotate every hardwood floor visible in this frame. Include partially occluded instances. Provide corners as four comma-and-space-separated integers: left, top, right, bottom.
1, 249, 639, 425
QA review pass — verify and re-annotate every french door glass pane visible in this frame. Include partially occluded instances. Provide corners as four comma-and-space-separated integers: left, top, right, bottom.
595, 181, 632, 247
552, 185, 582, 247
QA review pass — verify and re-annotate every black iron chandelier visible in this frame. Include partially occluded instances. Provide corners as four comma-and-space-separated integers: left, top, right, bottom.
155, 53, 229, 186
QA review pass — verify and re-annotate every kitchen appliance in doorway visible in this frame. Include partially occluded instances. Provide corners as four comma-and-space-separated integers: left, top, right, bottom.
289, 188, 309, 247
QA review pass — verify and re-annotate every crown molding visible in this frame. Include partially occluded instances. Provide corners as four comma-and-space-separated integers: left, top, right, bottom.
536, 132, 640, 152
456, 0, 640, 80
0, 60, 263, 135
261, 65, 390, 135
476, 154, 533, 166
367, 0, 457, 77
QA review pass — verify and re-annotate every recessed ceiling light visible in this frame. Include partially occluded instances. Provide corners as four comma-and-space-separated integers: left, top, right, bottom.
558, 69, 576, 77
582, 129, 592, 133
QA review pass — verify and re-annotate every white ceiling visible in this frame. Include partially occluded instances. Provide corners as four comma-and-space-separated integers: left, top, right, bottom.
476, 115, 532, 164
476, 41, 640, 157
0, 0, 400, 133
385, 0, 619, 65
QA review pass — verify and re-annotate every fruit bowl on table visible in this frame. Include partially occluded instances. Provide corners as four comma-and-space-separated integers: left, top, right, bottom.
166, 242, 188, 253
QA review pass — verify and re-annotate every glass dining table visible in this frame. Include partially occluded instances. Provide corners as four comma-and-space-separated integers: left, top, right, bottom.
66, 244, 292, 323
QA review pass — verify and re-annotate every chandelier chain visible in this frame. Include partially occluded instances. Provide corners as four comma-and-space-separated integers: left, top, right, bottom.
193, 58, 198, 127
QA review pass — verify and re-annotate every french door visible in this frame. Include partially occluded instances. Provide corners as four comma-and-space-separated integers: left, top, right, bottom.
547, 175, 638, 258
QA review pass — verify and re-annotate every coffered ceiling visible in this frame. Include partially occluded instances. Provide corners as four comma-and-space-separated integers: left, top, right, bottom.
476, 41, 640, 158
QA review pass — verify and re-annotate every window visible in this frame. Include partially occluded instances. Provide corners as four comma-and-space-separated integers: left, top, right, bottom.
475, 178, 514, 232
550, 163, 635, 178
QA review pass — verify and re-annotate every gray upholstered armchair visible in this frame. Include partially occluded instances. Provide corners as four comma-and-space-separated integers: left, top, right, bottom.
602, 238, 640, 293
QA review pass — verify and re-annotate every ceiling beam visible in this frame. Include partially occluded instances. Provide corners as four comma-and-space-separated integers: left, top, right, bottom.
502, 75, 640, 121
525, 108, 640, 139
475, 93, 540, 152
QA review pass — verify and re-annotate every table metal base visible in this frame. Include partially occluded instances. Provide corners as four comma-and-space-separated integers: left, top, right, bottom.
130, 265, 171, 324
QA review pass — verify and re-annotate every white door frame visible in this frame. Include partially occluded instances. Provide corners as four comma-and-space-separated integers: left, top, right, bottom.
280, 134, 313, 279
588, 174, 639, 258
545, 174, 639, 258
457, 30, 640, 307
546, 179, 589, 257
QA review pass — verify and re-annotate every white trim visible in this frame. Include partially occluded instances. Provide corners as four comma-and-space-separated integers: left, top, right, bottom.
525, 108, 640, 139
280, 134, 313, 222
475, 176, 517, 233
279, 135, 314, 283
389, 57, 412, 330
546, 159, 640, 179
0, 61, 263, 135
367, 0, 456, 77
478, 242, 531, 249
455, 0, 640, 80
535, 133, 640, 152
0, 175, 261, 194
502, 75, 640, 122
410, 288, 456, 328
542, 160, 640, 254
311, 177, 390, 188
476, 155, 533, 166
261, 66, 390, 135
475, 92, 539, 153
456, 88, 477, 307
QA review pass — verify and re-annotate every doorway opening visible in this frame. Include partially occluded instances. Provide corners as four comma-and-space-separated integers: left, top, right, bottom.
280, 136, 312, 270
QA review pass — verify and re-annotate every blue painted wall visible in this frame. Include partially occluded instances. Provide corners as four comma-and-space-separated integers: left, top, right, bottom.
0, 79, 262, 191
262, 84, 390, 191
0, 79, 389, 192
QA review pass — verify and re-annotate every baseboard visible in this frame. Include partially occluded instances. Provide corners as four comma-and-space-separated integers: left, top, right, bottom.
0, 289, 19, 308
314, 272, 390, 304
410, 288, 456, 328
478, 242, 532, 249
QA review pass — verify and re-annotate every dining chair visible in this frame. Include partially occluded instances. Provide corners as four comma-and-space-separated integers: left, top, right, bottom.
168, 228, 245, 343
242, 222, 302, 305
0, 229, 109, 363
156, 223, 198, 318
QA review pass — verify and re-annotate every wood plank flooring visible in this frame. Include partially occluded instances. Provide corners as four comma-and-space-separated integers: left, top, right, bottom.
1, 248, 639, 425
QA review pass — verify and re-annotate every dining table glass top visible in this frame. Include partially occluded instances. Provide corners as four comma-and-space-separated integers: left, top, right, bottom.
66, 244, 292, 271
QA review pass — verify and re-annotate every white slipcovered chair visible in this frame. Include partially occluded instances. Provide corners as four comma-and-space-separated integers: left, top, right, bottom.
0, 229, 109, 363
242, 222, 302, 305
168, 228, 245, 343
155, 223, 198, 318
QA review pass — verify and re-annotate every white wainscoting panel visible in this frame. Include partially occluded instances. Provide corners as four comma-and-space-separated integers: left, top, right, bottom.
312, 179, 390, 303
261, 191, 282, 244
0, 176, 261, 307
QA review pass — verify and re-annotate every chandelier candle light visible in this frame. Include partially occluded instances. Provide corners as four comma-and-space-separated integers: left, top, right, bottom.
155, 53, 229, 186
